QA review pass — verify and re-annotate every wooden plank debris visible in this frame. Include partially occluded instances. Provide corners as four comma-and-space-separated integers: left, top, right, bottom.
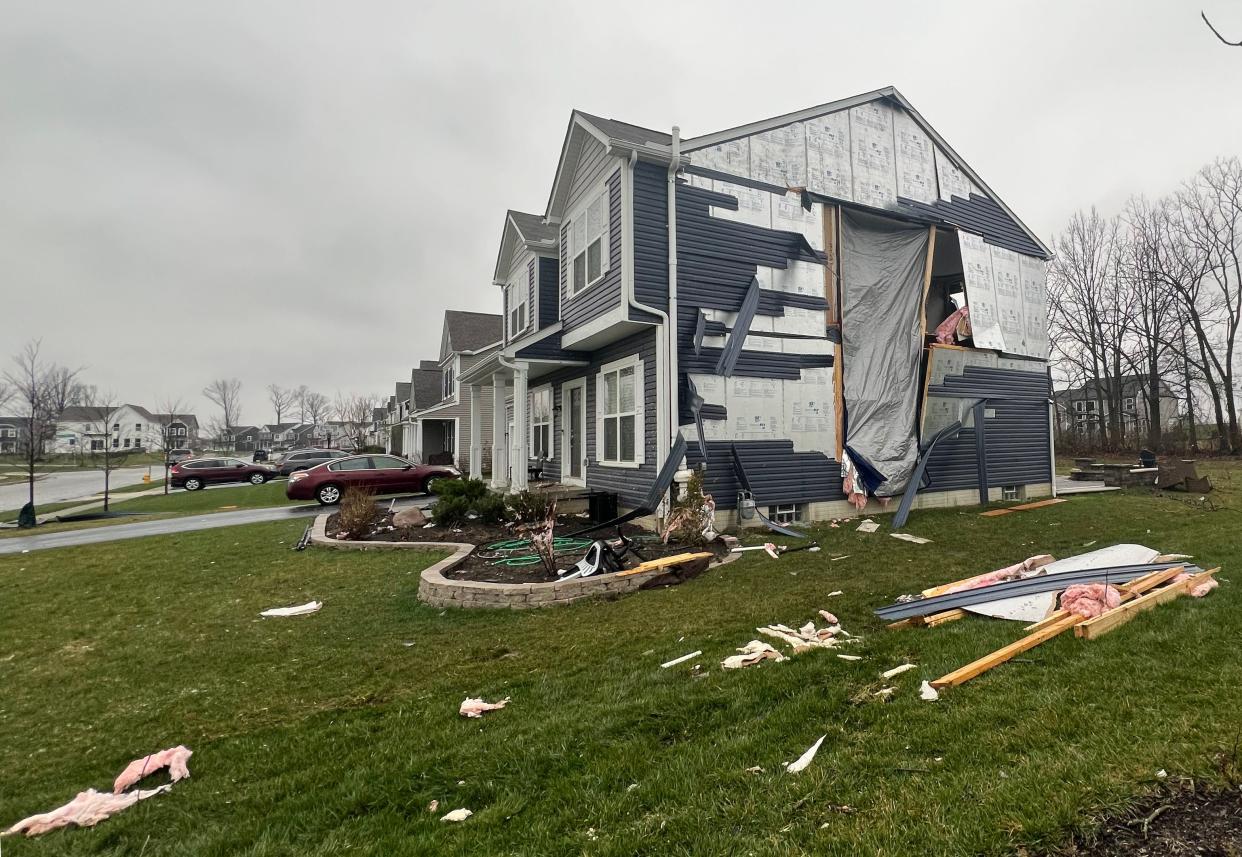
1022, 564, 1186, 631
980, 498, 1067, 517
1075, 568, 1220, 640
615, 552, 714, 578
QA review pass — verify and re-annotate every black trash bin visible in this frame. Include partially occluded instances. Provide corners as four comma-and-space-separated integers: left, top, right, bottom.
588, 491, 618, 523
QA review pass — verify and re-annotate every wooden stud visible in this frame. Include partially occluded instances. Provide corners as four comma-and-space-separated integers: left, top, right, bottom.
1022, 564, 1187, 631
614, 552, 714, 578
1075, 568, 1219, 640
924, 608, 966, 627
930, 613, 1083, 689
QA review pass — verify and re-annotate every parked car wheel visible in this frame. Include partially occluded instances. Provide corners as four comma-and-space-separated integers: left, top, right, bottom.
183, 477, 203, 491
316, 483, 343, 505
249, 472, 268, 485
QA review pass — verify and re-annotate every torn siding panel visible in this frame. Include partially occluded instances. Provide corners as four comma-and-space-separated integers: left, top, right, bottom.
684, 440, 845, 509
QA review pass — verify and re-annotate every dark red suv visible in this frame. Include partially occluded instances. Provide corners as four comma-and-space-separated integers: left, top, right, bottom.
170, 457, 276, 491
285, 454, 460, 505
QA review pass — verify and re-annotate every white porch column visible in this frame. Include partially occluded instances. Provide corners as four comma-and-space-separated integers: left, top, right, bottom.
490, 372, 509, 490
510, 362, 529, 492
468, 383, 483, 480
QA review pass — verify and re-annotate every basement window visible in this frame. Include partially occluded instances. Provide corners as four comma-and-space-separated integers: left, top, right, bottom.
1001, 485, 1021, 502
770, 503, 804, 525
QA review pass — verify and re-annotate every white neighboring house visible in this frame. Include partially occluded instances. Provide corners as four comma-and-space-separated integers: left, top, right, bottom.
0, 416, 21, 454
52, 405, 199, 454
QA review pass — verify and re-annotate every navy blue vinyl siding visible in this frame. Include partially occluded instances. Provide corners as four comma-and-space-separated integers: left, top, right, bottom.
685, 440, 845, 510
537, 256, 559, 328
514, 330, 589, 362
632, 160, 669, 320
535, 330, 658, 507
922, 364, 1052, 492
896, 193, 1047, 259
561, 169, 623, 331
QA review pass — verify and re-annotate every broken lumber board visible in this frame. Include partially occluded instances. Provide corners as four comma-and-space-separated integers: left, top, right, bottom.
980, 508, 1014, 517
930, 613, 1084, 689
1075, 568, 1220, 640
615, 552, 714, 578
1023, 564, 1187, 631
885, 608, 965, 631
979, 498, 1067, 517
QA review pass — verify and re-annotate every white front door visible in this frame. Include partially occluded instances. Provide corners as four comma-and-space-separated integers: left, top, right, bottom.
562, 379, 587, 486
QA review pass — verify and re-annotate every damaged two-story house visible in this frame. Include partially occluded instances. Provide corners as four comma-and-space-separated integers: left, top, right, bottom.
458, 86, 1055, 526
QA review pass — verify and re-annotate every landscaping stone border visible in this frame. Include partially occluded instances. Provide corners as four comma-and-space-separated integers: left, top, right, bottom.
310, 514, 739, 610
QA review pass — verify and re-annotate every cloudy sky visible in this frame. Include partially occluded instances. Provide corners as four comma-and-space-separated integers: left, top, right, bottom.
3, 0, 1240, 425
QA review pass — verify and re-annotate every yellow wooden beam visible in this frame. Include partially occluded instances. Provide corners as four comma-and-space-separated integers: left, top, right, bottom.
1075, 568, 1219, 640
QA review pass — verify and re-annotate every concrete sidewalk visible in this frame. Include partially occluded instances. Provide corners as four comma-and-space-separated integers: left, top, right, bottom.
0, 496, 433, 555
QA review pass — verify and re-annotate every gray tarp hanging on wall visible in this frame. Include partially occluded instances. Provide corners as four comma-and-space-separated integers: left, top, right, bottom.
841, 210, 930, 497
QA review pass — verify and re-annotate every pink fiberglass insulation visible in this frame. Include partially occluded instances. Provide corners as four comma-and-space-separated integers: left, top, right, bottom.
4, 787, 171, 837
943, 555, 1055, 594
934, 305, 970, 344
1173, 572, 1219, 598
113, 746, 193, 793
1060, 584, 1122, 618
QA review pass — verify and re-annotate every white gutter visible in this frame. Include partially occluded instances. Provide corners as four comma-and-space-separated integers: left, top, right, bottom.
666, 126, 681, 460
622, 149, 673, 491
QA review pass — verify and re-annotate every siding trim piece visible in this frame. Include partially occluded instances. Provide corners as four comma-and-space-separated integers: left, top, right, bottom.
714, 276, 761, 376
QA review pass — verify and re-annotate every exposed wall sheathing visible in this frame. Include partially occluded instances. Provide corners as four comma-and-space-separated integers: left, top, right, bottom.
958, 231, 1050, 358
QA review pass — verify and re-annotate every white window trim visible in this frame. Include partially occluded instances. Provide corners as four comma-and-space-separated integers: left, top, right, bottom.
528, 384, 554, 461
507, 279, 529, 340
565, 183, 611, 300
595, 354, 644, 468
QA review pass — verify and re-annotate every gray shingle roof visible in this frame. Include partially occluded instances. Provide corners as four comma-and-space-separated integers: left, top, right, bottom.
419, 360, 440, 371
509, 210, 557, 244
411, 368, 443, 411
395, 381, 412, 403
443, 310, 502, 354
576, 111, 671, 148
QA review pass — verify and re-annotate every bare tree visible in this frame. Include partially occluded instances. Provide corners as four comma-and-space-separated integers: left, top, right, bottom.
293, 384, 311, 423
303, 391, 330, 426
268, 383, 295, 425
152, 395, 189, 495
333, 392, 377, 451
203, 378, 243, 447
2, 341, 80, 521
75, 392, 133, 511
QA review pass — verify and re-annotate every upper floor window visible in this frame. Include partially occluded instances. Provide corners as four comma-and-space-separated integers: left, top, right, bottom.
442, 362, 456, 400
507, 280, 528, 339
1073, 401, 1084, 413
568, 189, 609, 296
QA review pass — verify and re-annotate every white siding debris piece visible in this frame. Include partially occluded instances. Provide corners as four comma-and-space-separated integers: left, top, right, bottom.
259, 601, 322, 618
881, 663, 918, 680
440, 808, 473, 823
660, 650, 702, 669
786, 734, 827, 774
891, 533, 931, 545
920, 681, 940, 701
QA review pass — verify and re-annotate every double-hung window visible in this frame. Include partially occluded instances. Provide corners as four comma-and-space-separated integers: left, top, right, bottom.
569, 189, 609, 296
597, 357, 643, 466
442, 362, 456, 400
530, 386, 552, 460
507, 280, 528, 339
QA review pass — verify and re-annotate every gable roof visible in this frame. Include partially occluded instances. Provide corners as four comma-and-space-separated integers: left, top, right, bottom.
492, 210, 558, 283
680, 86, 1050, 258
59, 404, 156, 423
394, 381, 412, 404
151, 413, 199, 429
411, 367, 443, 411
441, 310, 503, 358
418, 360, 440, 371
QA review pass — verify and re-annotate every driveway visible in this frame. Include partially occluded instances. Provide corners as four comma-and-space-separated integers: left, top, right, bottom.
0, 465, 158, 513
0, 495, 434, 555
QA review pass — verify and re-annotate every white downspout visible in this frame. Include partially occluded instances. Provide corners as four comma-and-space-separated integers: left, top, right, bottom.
623, 149, 674, 485
666, 127, 681, 456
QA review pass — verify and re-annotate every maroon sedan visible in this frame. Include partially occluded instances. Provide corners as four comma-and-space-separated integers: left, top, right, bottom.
285, 454, 460, 505
170, 457, 275, 490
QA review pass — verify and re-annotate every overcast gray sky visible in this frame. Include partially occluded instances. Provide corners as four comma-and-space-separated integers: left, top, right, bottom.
3, 0, 1240, 425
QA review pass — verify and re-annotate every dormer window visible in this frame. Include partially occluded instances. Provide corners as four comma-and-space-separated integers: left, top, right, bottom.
568, 189, 609, 296
507, 279, 528, 339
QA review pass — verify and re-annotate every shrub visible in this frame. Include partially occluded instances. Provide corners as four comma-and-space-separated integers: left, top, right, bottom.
431, 478, 508, 526
337, 487, 382, 540
507, 489, 557, 524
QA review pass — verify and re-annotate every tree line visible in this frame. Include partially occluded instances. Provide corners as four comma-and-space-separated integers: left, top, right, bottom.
201, 379, 378, 452
1048, 156, 1242, 455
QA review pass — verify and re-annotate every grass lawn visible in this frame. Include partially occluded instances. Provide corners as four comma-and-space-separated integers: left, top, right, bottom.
0, 470, 1239, 855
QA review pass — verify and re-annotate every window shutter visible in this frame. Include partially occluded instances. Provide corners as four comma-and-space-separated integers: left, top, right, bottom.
595, 372, 604, 462
633, 358, 645, 465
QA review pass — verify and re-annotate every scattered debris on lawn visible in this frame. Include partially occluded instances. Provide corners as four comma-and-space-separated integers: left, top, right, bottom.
1156, 458, 1213, 493
837, 654, 862, 661
427, 800, 439, 813
891, 533, 931, 544
459, 697, 510, 718
259, 600, 322, 618
919, 681, 939, 701
721, 641, 786, 669
874, 687, 896, 699
827, 590, 844, 596
113, 746, 192, 793
786, 735, 826, 773
440, 808, 472, 823
875, 543, 1222, 691
4, 746, 193, 838
660, 650, 701, 669
856, 520, 879, 533
978, 497, 1067, 517
745, 766, 764, 774
881, 663, 917, 680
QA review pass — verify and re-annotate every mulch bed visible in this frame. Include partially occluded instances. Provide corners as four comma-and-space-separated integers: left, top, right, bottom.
324, 511, 729, 584
1053, 785, 1242, 856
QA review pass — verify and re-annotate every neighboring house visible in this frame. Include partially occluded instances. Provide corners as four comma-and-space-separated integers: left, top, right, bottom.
0, 416, 21, 454
54, 405, 200, 453
286, 421, 349, 449
385, 381, 412, 454
366, 408, 388, 449
1054, 376, 1181, 438
460, 86, 1055, 525
231, 425, 262, 452
404, 312, 501, 468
